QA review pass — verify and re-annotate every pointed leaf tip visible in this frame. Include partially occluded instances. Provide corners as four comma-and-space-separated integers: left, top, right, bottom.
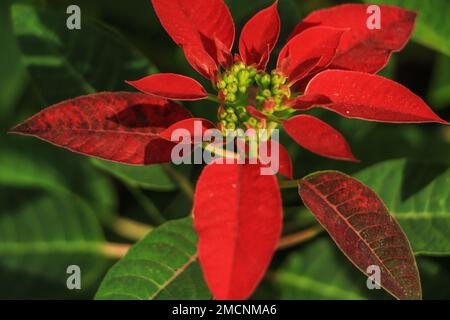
126, 73, 208, 101
239, 1, 280, 69
283, 115, 358, 162
306, 70, 448, 124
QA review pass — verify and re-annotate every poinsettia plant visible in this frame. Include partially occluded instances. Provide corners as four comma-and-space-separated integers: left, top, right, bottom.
10, 0, 448, 300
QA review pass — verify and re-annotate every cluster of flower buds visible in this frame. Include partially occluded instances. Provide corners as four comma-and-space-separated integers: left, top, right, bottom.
216, 62, 292, 134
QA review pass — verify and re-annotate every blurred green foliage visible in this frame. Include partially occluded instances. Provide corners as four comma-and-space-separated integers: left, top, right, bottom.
1, 0, 449, 299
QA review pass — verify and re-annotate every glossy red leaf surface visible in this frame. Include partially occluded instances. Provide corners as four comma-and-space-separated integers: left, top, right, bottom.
306, 70, 448, 123
239, 2, 280, 69
151, 0, 234, 79
290, 4, 416, 73
277, 26, 345, 84
194, 162, 282, 299
283, 115, 357, 161
159, 118, 216, 142
298, 171, 422, 300
126, 73, 208, 101
9, 92, 192, 165
269, 140, 293, 180
286, 94, 332, 110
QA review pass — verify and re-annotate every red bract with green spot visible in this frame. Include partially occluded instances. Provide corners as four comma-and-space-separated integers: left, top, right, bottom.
10, 0, 448, 300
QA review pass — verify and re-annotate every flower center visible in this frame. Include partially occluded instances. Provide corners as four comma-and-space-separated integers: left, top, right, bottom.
216, 62, 292, 134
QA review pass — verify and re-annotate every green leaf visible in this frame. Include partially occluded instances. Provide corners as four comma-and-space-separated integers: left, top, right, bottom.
96, 218, 210, 300
0, 0, 25, 117
355, 159, 450, 255
0, 139, 117, 223
272, 237, 389, 299
365, 0, 450, 56
12, 3, 157, 105
272, 237, 449, 299
91, 159, 176, 191
0, 187, 111, 298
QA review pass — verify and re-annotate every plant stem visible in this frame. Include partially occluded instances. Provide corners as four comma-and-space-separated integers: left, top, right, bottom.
279, 179, 300, 189
203, 142, 240, 159
103, 224, 324, 259
162, 164, 195, 201
265, 113, 282, 124
101, 242, 132, 259
126, 184, 166, 224
207, 94, 221, 104
277, 225, 323, 250
112, 217, 153, 241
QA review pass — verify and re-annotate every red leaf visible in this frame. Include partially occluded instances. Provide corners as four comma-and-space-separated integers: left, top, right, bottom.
151, 0, 234, 79
126, 73, 208, 101
283, 115, 357, 162
266, 140, 293, 179
298, 171, 422, 300
214, 37, 233, 69
9, 92, 192, 165
290, 4, 416, 73
245, 105, 267, 120
305, 70, 448, 124
239, 1, 280, 69
159, 118, 216, 142
286, 94, 332, 110
194, 162, 282, 299
184, 46, 219, 81
277, 26, 345, 85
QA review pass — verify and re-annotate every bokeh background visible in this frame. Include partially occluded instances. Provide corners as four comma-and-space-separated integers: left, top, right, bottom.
1, 0, 449, 299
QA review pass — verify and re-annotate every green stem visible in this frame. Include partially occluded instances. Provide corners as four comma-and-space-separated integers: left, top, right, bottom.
126, 184, 166, 224
265, 113, 282, 124
277, 225, 323, 250
112, 217, 153, 241
162, 164, 195, 201
279, 179, 300, 189
101, 242, 131, 259
203, 142, 240, 159
207, 94, 221, 104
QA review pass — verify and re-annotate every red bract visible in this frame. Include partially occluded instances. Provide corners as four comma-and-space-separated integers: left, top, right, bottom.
11, 1, 448, 300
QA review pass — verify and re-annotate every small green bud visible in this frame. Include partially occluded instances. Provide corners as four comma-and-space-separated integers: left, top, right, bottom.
247, 117, 258, 127
256, 95, 266, 103
238, 112, 248, 120
226, 93, 236, 103
231, 63, 244, 74
219, 111, 228, 120
217, 80, 227, 89
260, 74, 271, 88
223, 74, 235, 84
227, 83, 238, 93
238, 86, 247, 94
248, 67, 257, 77
236, 106, 246, 114
226, 113, 238, 122
238, 70, 250, 84
262, 89, 272, 98
226, 122, 236, 130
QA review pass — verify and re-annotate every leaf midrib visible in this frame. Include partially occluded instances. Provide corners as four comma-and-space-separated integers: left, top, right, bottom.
302, 179, 402, 298
148, 253, 198, 300
0, 240, 104, 254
